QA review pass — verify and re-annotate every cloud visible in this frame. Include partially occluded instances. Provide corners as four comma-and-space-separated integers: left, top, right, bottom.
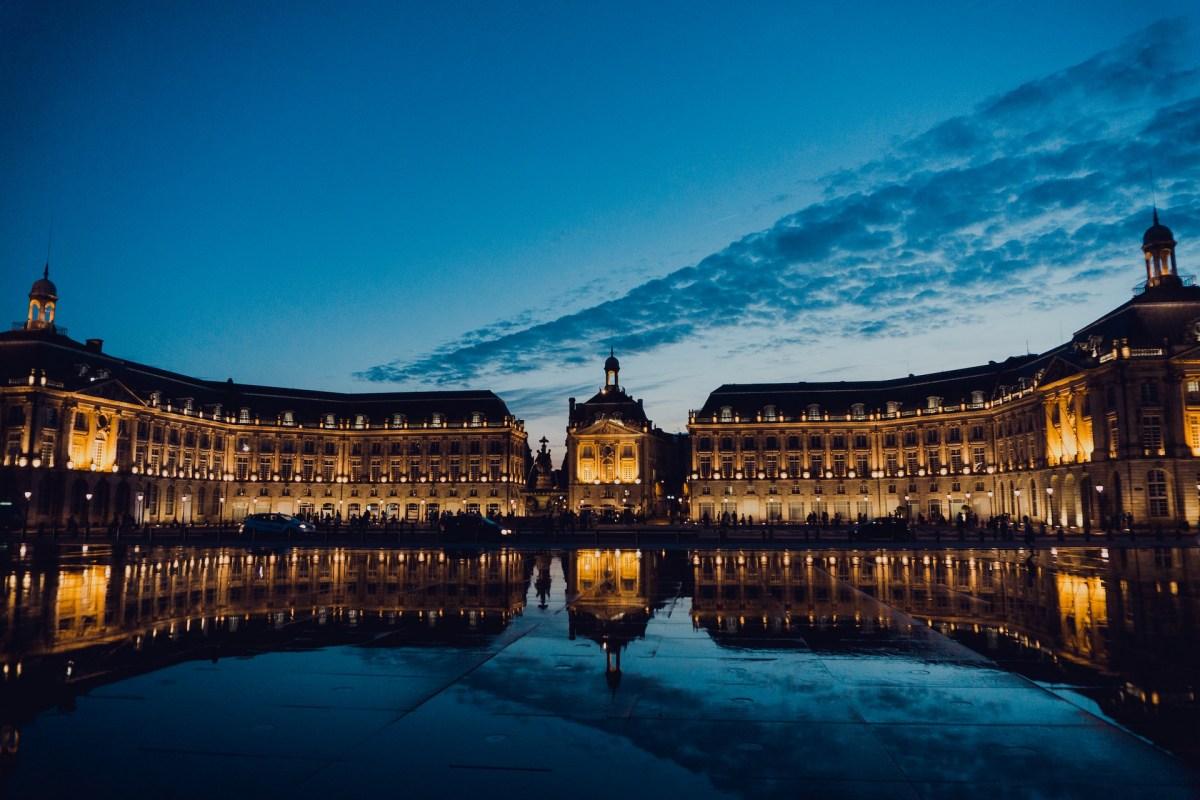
358, 20, 1200, 418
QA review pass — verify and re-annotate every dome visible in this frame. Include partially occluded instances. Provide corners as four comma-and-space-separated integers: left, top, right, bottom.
604, 349, 620, 372
29, 264, 57, 298
1143, 209, 1175, 247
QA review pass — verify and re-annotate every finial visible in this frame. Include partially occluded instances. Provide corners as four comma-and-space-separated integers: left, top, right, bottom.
610, 346, 614, 358
1153, 206, 1160, 226
43, 262, 49, 280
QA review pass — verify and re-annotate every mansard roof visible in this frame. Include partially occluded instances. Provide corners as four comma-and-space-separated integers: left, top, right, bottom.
697, 353, 1054, 420
1072, 281, 1200, 349
570, 386, 650, 427
0, 328, 515, 425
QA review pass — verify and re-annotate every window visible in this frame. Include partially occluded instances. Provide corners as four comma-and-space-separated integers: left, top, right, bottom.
1147, 469, 1169, 517
926, 396, 941, 411
1141, 382, 1159, 403
719, 406, 733, 422
853, 433, 868, 449
808, 434, 823, 450
353, 414, 367, 430
324, 413, 336, 429
698, 437, 712, 451
885, 400, 901, 417
282, 410, 295, 426
806, 404, 821, 421
239, 407, 251, 424
947, 427, 961, 443
763, 405, 778, 422
883, 432, 897, 449
831, 434, 846, 450
850, 403, 866, 421
924, 429, 940, 445
470, 411, 483, 427
431, 412, 444, 426
1141, 414, 1163, 455
392, 413, 406, 427
970, 390, 985, 405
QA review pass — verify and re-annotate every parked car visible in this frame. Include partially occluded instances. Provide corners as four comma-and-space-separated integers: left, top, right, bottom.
439, 514, 513, 542
238, 513, 316, 537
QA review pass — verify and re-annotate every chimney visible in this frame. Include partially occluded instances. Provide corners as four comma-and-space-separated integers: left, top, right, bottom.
85, 338, 103, 353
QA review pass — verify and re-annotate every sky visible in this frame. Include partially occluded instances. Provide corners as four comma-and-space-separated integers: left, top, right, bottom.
3, 2, 1200, 455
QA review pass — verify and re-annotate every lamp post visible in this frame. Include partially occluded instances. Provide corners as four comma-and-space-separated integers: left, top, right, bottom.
23, 490, 32, 535
182, 494, 190, 528
986, 490, 993, 520
1014, 489, 1022, 521
219, 495, 226, 529
1046, 486, 1054, 526
84, 492, 93, 536
136, 491, 144, 527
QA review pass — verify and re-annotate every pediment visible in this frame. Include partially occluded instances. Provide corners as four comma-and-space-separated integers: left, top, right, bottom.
75, 378, 147, 407
574, 417, 642, 437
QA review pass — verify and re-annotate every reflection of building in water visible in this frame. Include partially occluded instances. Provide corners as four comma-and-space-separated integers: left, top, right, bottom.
565, 549, 657, 689
0, 546, 529, 724
689, 547, 1200, 738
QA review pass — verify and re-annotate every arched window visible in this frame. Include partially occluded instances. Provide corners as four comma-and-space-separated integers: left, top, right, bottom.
763, 405, 778, 422
392, 413, 405, 427
806, 404, 821, 421
850, 403, 866, 421
470, 411, 483, 427
971, 390, 985, 406
239, 407, 251, 424
719, 406, 733, 423
926, 396, 941, 411
885, 400, 901, 417
431, 412, 444, 426
282, 410, 294, 426
324, 413, 336, 428
1147, 469, 1169, 517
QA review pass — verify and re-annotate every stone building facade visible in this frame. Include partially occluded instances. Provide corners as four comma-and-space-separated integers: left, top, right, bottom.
564, 352, 684, 519
0, 273, 528, 529
685, 215, 1200, 530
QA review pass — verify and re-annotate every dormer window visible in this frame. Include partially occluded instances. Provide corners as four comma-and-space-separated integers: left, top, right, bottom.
926, 396, 941, 411
470, 411, 483, 427
806, 404, 821, 421
282, 410, 295, 426
181, 398, 194, 413
850, 403, 866, 421
353, 414, 367, 429
970, 390, 985, 406
392, 413, 406, 427
149, 391, 161, 407
323, 413, 336, 429
885, 401, 900, 417
719, 406, 733, 423
763, 405, 778, 422
431, 412, 444, 426
239, 407, 251, 424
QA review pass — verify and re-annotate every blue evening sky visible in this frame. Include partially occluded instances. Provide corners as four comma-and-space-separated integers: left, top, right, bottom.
3, 2, 1199, 450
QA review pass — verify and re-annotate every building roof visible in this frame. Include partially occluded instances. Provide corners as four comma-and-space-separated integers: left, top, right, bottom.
0, 328, 516, 425
696, 353, 1052, 420
570, 386, 651, 427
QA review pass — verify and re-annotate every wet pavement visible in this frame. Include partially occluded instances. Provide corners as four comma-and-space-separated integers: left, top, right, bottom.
1, 543, 1197, 798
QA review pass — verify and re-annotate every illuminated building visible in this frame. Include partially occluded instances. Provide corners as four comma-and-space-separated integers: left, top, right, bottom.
686, 215, 1200, 529
0, 272, 528, 528
565, 351, 685, 518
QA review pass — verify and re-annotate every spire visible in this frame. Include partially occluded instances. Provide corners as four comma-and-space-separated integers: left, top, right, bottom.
43, 262, 49, 280
1153, 206, 1160, 226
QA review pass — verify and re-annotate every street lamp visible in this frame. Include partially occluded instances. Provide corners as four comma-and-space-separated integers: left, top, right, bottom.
1046, 486, 1054, 525
136, 491, 144, 526
182, 494, 190, 527
1014, 489, 1022, 521
219, 495, 226, 528
84, 492, 93, 535
23, 490, 32, 535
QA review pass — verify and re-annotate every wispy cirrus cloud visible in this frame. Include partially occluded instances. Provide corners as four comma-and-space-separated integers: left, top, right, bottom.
358, 21, 1200, 422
